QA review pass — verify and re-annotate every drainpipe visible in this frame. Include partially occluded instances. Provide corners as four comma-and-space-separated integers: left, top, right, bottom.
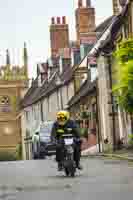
107, 55, 116, 151
95, 79, 101, 153
40, 101, 44, 122
56, 80, 64, 110
60, 87, 63, 110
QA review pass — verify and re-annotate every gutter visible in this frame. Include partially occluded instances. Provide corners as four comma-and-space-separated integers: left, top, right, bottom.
87, 2, 129, 58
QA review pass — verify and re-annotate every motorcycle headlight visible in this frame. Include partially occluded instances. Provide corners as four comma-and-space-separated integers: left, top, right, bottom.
67, 146, 73, 154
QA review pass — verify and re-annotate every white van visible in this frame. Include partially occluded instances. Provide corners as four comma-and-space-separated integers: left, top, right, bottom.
39, 121, 56, 158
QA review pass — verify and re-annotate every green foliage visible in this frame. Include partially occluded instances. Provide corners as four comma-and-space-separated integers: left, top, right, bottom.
0, 143, 23, 161
0, 152, 17, 161
79, 128, 88, 139
113, 38, 133, 113
128, 134, 133, 148
16, 143, 22, 160
11, 96, 17, 111
114, 38, 133, 64
81, 111, 89, 119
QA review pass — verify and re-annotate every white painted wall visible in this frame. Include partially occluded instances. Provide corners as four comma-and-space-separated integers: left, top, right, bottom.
41, 81, 74, 122
24, 102, 42, 136
68, 81, 75, 102
48, 92, 58, 120
42, 98, 48, 122
21, 111, 27, 160
61, 86, 68, 109
97, 56, 112, 148
21, 79, 75, 159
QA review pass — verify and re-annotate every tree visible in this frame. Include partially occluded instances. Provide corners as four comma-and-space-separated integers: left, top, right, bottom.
113, 38, 133, 134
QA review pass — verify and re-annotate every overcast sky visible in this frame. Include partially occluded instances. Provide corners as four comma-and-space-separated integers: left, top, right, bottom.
0, 0, 113, 78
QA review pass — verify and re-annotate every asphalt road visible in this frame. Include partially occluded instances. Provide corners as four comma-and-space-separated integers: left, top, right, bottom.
0, 157, 133, 200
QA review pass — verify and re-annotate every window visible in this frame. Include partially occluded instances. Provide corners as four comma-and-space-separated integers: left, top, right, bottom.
0, 96, 12, 112
91, 67, 98, 82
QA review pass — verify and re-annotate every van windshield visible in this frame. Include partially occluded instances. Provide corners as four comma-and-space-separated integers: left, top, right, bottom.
39, 122, 53, 142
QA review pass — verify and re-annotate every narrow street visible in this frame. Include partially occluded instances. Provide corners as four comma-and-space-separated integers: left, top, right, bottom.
0, 158, 133, 199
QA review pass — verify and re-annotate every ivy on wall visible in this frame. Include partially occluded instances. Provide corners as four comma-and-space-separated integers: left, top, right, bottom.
113, 38, 133, 113
11, 96, 17, 111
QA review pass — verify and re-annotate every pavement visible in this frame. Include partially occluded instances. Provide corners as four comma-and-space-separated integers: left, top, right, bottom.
82, 147, 133, 161
0, 157, 133, 199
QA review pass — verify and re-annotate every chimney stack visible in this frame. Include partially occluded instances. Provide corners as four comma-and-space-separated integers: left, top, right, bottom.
78, 0, 82, 7
51, 17, 55, 24
50, 16, 69, 57
75, 0, 95, 41
62, 16, 66, 24
86, 0, 91, 7
57, 17, 61, 24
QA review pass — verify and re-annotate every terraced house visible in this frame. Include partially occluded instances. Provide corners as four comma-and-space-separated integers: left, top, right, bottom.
21, 0, 133, 159
21, 0, 99, 159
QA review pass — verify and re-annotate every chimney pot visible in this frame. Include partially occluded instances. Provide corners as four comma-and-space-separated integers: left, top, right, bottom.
62, 16, 66, 24
78, 0, 82, 7
86, 0, 91, 7
57, 17, 61, 24
51, 17, 55, 24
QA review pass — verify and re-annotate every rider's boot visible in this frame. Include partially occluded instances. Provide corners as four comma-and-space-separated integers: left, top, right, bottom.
76, 161, 83, 170
58, 162, 63, 171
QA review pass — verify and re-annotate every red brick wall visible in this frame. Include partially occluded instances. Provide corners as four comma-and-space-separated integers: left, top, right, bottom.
81, 133, 97, 150
50, 17, 69, 57
75, 6, 95, 41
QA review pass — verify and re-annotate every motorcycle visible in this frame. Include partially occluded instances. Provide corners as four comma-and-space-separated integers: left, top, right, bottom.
61, 134, 76, 177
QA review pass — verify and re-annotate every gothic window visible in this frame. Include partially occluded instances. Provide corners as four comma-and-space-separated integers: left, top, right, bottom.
0, 96, 11, 112
1, 96, 10, 104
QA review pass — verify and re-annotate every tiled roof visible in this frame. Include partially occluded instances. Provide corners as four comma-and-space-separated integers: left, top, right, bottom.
35, 67, 74, 103
87, 3, 129, 57
20, 78, 41, 108
95, 16, 115, 34
68, 80, 96, 108
21, 10, 126, 109
21, 66, 74, 108
68, 4, 129, 108
61, 66, 74, 84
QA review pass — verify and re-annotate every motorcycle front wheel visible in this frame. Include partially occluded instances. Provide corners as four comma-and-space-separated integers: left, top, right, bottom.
65, 168, 69, 176
70, 167, 75, 177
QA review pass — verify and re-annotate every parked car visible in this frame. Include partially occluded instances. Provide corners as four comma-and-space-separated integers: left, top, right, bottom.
38, 121, 56, 158
32, 131, 40, 159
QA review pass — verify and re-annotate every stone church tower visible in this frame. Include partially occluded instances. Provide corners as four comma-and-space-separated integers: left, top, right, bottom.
112, 0, 120, 15
0, 43, 29, 155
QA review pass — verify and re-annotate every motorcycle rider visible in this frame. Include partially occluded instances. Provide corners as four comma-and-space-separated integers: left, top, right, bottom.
51, 110, 82, 171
